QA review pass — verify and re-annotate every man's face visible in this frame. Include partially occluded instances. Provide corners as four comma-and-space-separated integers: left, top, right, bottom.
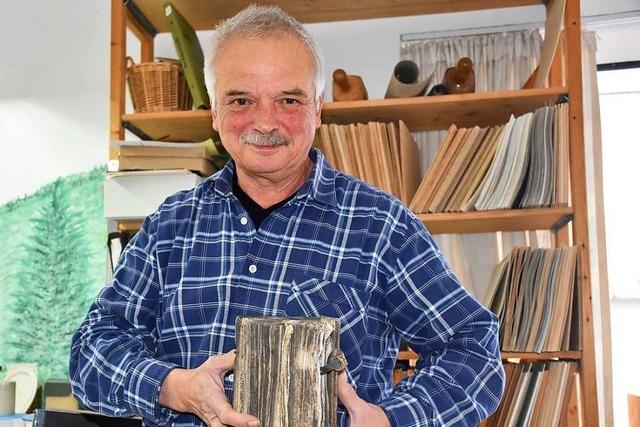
211, 34, 322, 180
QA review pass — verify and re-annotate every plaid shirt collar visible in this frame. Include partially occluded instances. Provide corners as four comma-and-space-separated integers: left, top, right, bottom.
206, 147, 338, 207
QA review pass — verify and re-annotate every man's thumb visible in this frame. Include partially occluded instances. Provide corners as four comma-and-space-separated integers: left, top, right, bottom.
207, 349, 236, 374
337, 372, 363, 412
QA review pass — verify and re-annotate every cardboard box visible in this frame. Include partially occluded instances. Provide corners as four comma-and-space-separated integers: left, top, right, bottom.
104, 169, 204, 220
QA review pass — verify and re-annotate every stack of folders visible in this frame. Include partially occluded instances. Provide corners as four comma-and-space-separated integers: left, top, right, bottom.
314, 120, 422, 205
481, 361, 578, 427
410, 103, 570, 213
111, 138, 224, 177
484, 246, 581, 353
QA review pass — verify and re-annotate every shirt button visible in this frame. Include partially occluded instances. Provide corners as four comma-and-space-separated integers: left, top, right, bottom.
240, 216, 248, 225
249, 264, 257, 274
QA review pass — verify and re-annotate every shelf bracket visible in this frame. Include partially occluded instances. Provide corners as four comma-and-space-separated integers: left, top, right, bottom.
551, 213, 573, 233
123, 0, 158, 37
122, 120, 153, 140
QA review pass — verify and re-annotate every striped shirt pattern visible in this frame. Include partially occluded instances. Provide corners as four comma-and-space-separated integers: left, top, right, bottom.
70, 149, 504, 426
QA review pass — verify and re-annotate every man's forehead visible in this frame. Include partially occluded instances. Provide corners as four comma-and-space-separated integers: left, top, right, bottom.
221, 87, 311, 97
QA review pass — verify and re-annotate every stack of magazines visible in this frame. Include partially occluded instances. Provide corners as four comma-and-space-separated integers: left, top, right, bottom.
410, 103, 569, 213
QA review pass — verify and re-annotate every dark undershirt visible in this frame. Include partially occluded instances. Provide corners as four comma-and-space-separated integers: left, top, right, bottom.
232, 172, 295, 229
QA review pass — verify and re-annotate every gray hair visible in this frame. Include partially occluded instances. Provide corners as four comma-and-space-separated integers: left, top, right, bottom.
203, 5, 325, 109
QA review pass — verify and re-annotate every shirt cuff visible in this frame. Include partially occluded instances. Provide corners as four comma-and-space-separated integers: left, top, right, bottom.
378, 391, 430, 427
124, 358, 180, 426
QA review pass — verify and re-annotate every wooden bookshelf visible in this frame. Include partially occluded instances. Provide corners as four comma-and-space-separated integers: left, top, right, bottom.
131, 0, 541, 33
418, 207, 573, 234
398, 350, 582, 362
111, 0, 601, 425
122, 87, 566, 142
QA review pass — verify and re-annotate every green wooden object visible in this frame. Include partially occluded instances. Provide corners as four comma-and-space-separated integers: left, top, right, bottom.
164, 2, 211, 109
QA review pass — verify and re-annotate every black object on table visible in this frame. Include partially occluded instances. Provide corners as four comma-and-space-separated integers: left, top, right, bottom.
33, 409, 142, 427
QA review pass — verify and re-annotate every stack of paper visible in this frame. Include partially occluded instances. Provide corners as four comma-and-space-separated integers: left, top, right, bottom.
484, 246, 581, 353
553, 103, 570, 207
482, 361, 577, 427
315, 120, 421, 205
410, 103, 570, 213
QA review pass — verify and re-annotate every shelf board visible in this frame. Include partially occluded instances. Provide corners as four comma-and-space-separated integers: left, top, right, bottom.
398, 350, 582, 362
117, 220, 144, 232
122, 110, 215, 142
122, 87, 566, 141
501, 351, 582, 361
115, 208, 573, 234
398, 351, 419, 361
132, 0, 541, 33
322, 87, 567, 132
417, 207, 573, 234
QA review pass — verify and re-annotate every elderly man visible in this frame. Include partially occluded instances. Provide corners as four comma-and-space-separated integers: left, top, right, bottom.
70, 5, 504, 427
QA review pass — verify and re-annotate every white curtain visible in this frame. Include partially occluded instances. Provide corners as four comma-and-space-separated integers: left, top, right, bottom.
400, 30, 546, 298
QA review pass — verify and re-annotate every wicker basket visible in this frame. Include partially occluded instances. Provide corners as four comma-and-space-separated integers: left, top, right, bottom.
126, 57, 193, 113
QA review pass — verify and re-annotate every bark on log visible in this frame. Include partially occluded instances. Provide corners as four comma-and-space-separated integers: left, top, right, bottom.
233, 317, 343, 427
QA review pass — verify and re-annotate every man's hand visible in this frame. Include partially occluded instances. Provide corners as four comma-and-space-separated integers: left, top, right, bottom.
337, 372, 391, 427
158, 350, 260, 427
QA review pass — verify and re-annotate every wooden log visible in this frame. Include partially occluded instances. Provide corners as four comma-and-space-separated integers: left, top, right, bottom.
233, 317, 344, 427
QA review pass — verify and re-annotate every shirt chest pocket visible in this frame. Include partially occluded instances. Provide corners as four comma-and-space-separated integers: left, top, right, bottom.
285, 277, 371, 365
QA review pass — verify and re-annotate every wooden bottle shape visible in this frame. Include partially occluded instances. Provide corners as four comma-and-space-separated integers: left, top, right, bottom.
443, 57, 475, 94
332, 69, 368, 102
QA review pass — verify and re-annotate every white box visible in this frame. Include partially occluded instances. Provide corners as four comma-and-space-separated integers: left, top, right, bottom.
104, 169, 204, 220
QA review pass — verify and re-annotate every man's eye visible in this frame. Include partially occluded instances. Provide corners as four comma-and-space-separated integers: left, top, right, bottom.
231, 99, 249, 106
282, 98, 299, 105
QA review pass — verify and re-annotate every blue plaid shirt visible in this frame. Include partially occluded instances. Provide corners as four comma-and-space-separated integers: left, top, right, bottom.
70, 149, 504, 426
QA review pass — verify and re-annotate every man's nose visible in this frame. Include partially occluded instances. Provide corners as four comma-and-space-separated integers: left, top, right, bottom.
254, 101, 278, 133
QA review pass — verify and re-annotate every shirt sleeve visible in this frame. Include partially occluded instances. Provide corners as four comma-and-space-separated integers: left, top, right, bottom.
69, 213, 179, 426
377, 216, 505, 427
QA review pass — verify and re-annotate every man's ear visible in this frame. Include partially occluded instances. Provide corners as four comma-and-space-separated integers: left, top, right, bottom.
211, 107, 219, 132
315, 95, 324, 130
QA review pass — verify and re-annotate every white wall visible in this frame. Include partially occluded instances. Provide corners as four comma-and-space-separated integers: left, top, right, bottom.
0, 1, 110, 205
598, 62, 640, 427
1, 1, 638, 206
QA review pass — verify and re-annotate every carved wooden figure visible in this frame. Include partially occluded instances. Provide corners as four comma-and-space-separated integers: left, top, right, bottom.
332, 69, 368, 102
233, 317, 345, 427
443, 57, 476, 94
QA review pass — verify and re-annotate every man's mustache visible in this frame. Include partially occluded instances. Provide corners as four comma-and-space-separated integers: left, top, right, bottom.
241, 131, 289, 147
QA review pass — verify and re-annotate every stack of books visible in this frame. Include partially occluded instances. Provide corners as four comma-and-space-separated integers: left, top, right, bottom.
110, 138, 224, 177
482, 361, 577, 427
484, 246, 581, 353
410, 103, 569, 213
314, 120, 421, 205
